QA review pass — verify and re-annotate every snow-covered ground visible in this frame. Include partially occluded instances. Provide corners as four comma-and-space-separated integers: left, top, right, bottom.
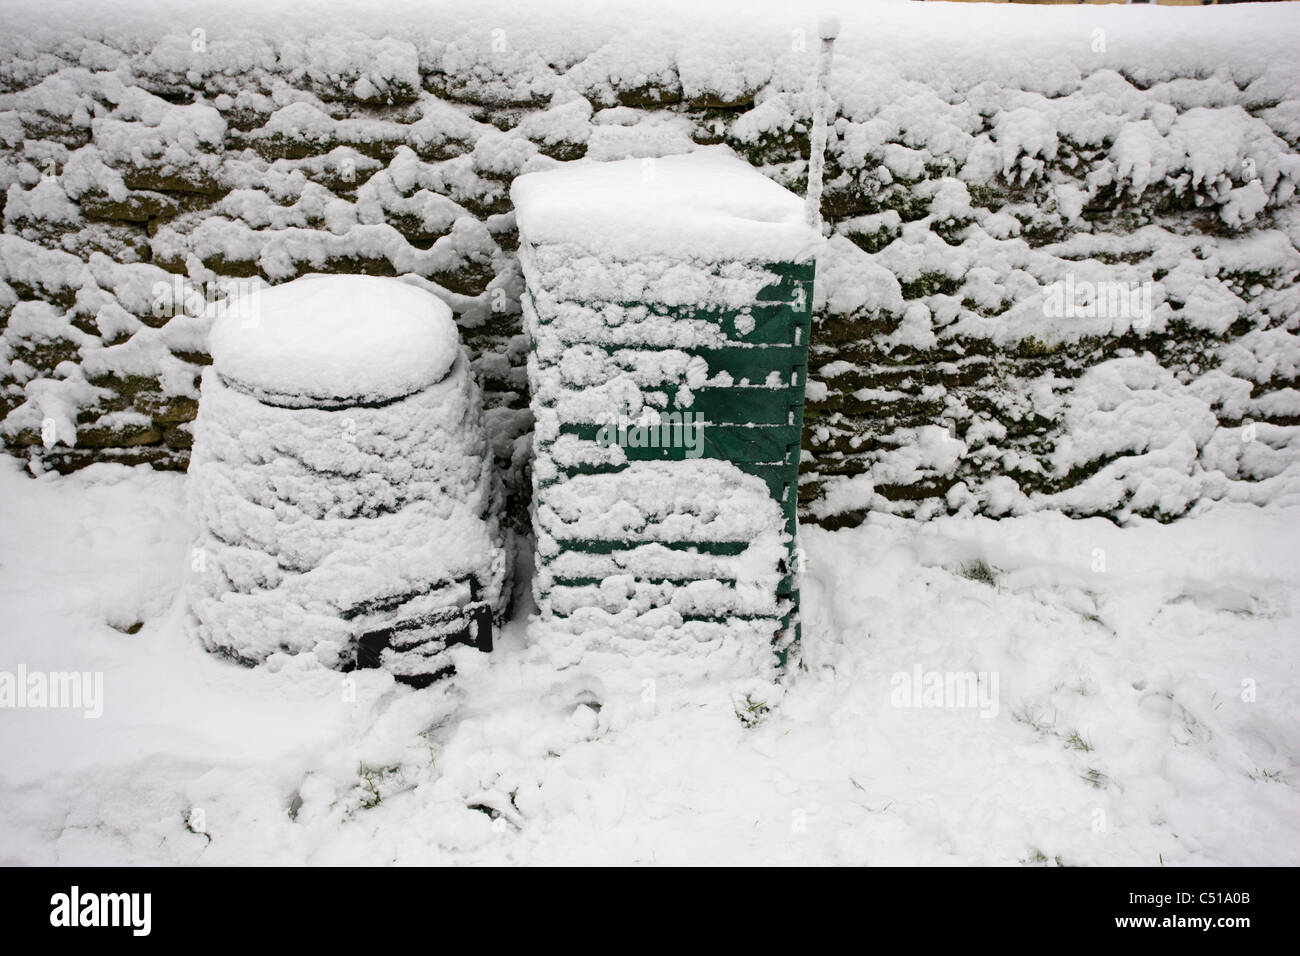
1, 456, 1295, 865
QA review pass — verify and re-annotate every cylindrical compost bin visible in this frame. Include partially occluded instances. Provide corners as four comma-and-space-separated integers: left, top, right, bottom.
185, 274, 508, 684
512, 146, 820, 665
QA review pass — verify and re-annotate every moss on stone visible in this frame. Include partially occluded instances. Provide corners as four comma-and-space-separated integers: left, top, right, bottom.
162, 424, 193, 449
899, 272, 962, 300
845, 224, 898, 255
966, 184, 1004, 210
10, 339, 82, 372
1017, 336, 1061, 358
76, 420, 163, 448
615, 83, 683, 108
79, 190, 189, 223
121, 166, 224, 196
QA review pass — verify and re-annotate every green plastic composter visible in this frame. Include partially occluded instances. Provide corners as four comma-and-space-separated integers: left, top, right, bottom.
513, 146, 821, 660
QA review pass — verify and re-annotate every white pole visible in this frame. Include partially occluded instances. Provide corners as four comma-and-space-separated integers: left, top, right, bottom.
805, 16, 839, 233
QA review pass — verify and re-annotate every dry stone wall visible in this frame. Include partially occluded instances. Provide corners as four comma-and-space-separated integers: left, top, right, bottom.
2, 2, 1298, 527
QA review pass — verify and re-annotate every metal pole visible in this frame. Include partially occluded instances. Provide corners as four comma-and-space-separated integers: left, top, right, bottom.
804, 16, 839, 233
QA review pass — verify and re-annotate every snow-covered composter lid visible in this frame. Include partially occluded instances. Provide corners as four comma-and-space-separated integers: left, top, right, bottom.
511, 145, 821, 264
209, 274, 460, 407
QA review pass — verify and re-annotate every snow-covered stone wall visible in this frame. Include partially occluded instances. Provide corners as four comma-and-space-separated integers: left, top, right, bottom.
2, 0, 1298, 526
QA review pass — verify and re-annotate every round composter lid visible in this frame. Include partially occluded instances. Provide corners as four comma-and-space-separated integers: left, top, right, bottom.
209, 274, 459, 405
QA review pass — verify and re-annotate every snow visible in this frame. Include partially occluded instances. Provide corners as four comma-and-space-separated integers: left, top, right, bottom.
188, 305, 508, 664
516, 149, 813, 660
1, 0, 1296, 520
0, 0, 1297, 860
513, 146, 821, 264
3, 458, 1297, 865
209, 274, 460, 404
